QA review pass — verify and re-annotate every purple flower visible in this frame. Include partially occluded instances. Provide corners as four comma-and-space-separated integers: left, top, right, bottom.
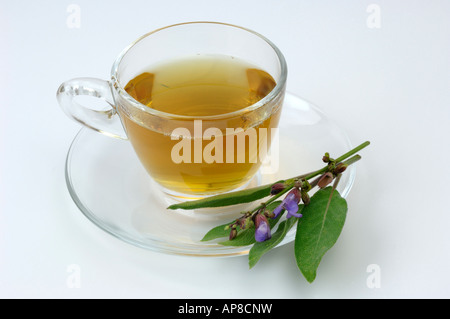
272, 188, 302, 219
254, 214, 271, 242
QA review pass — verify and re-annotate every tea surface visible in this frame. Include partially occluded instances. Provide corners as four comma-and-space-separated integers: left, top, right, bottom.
124, 55, 276, 116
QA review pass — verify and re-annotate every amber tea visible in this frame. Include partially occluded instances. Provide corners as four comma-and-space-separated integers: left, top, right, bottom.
120, 55, 281, 195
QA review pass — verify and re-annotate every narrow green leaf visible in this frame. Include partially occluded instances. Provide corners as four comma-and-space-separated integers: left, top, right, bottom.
201, 222, 236, 242
248, 206, 302, 269
218, 227, 256, 246
218, 201, 283, 246
167, 181, 284, 210
295, 187, 347, 283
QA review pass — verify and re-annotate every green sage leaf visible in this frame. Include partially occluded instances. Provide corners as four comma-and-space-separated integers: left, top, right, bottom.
167, 181, 284, 210
248, 206, 302, 269
201, 223, 237, 242
294, 187, 347, 283
218, 227, 256, 246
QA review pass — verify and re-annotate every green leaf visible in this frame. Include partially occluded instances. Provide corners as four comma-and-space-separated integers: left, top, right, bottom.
248, 206, 302, 269
167, 181, 284, 210
218, 227, 256, 246
294, 187, 347, 283
218, 201, 283, 246
201, 222, 237, 242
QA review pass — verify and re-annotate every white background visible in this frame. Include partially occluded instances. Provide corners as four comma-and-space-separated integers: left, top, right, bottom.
1, 0, 450, 298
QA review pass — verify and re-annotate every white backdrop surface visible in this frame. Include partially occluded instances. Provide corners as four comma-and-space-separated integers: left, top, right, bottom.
1, 0, 449, 298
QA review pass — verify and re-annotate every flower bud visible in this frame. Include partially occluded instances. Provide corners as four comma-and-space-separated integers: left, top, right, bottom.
238, 216, 252, 229
264, 209, 275, 219
318, 172, 334, 188
254, 214, 271, 242
244, 218, 253, 229
289, 187, 302, 202
270, 182, 286, 195
254, 213, 265, 227
334, 163, 347, 174
301, 190, 310, 205
322, 152, 331, 163
229, 227, 238, 240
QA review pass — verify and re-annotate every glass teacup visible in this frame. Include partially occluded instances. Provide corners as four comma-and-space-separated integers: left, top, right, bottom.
57, 22, 287, 198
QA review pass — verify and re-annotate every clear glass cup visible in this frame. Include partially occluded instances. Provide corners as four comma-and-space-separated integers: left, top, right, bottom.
57, 22, 287, 199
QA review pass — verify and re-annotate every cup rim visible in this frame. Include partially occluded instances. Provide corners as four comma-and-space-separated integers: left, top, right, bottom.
110, 21, 287, 120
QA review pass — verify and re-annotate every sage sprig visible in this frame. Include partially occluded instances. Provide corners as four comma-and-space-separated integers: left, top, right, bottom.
167, 141, 370, 283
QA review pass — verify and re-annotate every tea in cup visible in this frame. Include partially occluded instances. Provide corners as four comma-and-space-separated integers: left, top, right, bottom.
57, 22, 287, 198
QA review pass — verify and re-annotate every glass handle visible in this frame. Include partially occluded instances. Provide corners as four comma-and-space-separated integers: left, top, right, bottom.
56, 77, 127, 140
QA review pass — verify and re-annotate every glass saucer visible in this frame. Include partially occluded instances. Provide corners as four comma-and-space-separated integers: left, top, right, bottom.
65, 92, 356, 257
